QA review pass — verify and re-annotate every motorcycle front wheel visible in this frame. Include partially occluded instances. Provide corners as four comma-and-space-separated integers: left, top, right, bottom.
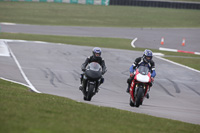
85, 84, 95, 101
135, 87, 144, 107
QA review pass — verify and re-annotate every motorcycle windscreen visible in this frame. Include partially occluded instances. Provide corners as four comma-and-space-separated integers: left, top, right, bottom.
87, 62, 102, 71
85, 62, 102, 80
138, 66, 150, 75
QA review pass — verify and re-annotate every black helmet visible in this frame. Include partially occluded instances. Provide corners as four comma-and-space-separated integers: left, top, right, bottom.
143, 49, 153, 63
93, 47, 101, 59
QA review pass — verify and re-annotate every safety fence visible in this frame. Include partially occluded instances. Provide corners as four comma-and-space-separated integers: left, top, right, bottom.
109, 0, 200, 10
0, 0, 110, 5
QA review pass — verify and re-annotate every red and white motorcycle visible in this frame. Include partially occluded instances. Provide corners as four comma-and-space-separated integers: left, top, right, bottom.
129, 65, 152, 107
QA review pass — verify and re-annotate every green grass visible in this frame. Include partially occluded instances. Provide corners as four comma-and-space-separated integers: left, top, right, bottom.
165, 57, 200, 70
0, 32, 133, 50
1, 32, 200, 71
0, 79, 200, 133
0, 1, 200, 28
0, 2, 200, 132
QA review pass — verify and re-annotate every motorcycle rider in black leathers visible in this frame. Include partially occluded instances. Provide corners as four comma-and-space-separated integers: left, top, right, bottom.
79, 47, 107, 91
126, 49, 156, 98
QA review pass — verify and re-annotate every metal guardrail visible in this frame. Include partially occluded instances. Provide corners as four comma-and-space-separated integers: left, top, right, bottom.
109, 0, 200, 9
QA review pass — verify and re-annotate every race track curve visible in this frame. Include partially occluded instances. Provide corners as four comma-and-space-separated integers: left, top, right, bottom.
0, 40, 200, 125
1, 23, 200, 52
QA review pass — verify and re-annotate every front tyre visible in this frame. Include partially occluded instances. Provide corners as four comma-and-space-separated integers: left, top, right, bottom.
135, 87, 144, 107
86, 84, 95, 101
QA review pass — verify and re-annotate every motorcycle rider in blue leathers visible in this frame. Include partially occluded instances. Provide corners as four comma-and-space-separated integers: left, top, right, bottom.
79, 47, 107, 91
126, 49, 156, 98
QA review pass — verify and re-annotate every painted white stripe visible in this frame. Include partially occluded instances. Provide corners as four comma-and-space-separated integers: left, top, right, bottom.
33, 41, 47, 44
153, 53, 164, 56
194, 52, 200, 55
159, 47, 178, 52
1, 39, 27, 43
0, 40, 10, 56
131, 38, 138, 48
5, 41, 41, 93
1, 22, 16, 25
0, 77, 31, 89
159, 47, 200, 55
155, 56, 200, 74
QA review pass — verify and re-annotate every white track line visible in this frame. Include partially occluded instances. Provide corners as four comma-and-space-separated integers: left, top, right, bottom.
0, 40, 10, 57
0, 77, 31, 89
131, 38, 138, 48
5, 41, 41, 93
0, 22, 16, 25
159, 47, 200, 55
155, 56, 200, 74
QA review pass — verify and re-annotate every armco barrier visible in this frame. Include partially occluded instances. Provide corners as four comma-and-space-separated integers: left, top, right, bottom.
109, 0, 200, 10
0, 0, 110, 5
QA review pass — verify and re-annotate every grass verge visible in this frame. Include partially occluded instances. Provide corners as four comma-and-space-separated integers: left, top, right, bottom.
0, 1, 200, 28
0, 79, 200, 133
164, 57, 200, 70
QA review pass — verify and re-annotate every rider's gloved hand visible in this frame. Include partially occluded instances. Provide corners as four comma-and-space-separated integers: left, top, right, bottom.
151, 77, 154, 82
102, 69, 107, 75
130, 73, 134, 77
150, 77, 154, 87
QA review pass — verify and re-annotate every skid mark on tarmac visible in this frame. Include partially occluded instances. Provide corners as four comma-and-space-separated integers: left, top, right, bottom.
121, 70, 129, 76
167, 78, 181, 93
184, 84, 200, 96
156, 82, 174, 97
47, 68, 62, 87
41, 68, 73, 87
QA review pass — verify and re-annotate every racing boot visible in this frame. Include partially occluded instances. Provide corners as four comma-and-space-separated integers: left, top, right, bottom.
96, 78, 104, 93
79, 74, 84, 91
146, 87, 150, 99
96, 87, 100, 93
79, 84, 83, 91
126, 84, 130, 93
146, 93, 149, 99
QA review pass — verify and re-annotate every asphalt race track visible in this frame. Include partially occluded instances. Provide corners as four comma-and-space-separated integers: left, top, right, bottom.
0, 24, 200, 125
1, 23, 200, 52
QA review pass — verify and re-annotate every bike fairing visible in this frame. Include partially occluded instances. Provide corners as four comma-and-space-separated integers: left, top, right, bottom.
129, 65, 152, 107
81, 62, 103, 101
80, 47, 107, 101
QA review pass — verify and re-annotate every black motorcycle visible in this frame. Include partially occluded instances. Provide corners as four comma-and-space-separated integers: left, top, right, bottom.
81, 62, 102, 101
